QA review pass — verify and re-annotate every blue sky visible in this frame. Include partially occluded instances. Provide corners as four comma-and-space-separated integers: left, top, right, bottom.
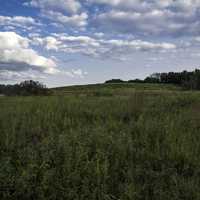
0, 0, 200, 87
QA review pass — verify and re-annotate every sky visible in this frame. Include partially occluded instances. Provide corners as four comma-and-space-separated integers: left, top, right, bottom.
0, 0, 200, 87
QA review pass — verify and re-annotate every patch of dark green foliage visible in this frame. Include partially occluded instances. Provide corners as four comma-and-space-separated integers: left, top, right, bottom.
106, 68, 200, 90
0, 80, 50, 96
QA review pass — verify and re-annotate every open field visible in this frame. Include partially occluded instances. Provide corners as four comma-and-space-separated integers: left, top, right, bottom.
1, 83, 200, 199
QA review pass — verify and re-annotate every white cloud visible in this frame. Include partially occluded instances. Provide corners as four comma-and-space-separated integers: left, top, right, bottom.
0, 32, 57, 76
25, 0, 88, 28
95, 10, 187, 35
0, 15, 41, 30
25, 0, 81, 14
91, 0, 200, 11
90, 0, 200, 36
0, 70, 46, 81
72, 69, 87, 78
94, 32, 104, 38
62, 69, 87, 78
91, 0, 146, 10
0, 32, 89, 81
31, 36, 62, 51
42, 10, 88, 27
22, 0, 200, 36
31, 34, 176, 60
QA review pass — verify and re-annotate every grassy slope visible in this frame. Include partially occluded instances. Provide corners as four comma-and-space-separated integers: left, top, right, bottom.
1, 83, 200, 199
53, 83, 180, 96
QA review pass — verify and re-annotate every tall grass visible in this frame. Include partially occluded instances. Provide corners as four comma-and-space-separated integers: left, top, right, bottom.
0, 89, 200, 199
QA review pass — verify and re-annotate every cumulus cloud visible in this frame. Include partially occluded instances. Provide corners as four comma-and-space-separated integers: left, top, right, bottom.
0, 68, 87, 81
41, 10, 88, 27
25, 0, 88, 28
0, 32, 89, 81
91, 0, 200, 12
0, 70, 46, 81
90, 0, 200, 36
22, 0, 200, 36
94, 32, 104, 38
23, 0, 200, 36
31, 34, 176, 60
0, 32, 58, 78
62, 69, 88, 78
25, 0, 81, 14
0, 15, 41, 31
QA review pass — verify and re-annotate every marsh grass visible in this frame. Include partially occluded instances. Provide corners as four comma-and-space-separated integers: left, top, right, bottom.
0, 84, 200, 199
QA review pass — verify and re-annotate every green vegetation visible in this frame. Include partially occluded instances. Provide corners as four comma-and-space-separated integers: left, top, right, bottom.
0, 80, 50, 96
105, 69, 200, 90
1, 83, 200, 199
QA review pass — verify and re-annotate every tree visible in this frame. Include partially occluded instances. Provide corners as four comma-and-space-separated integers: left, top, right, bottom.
0, 80, 50, 96
105, 79, 125, 84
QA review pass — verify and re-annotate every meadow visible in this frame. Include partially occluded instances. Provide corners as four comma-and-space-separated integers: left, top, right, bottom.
1, 83, 200, 200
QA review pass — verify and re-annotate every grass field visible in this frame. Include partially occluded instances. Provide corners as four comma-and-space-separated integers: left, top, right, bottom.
1, 83, 200, 199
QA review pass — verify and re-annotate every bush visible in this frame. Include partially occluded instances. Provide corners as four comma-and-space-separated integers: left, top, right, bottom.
0, 80, 50, 96
105, 79, 125, 84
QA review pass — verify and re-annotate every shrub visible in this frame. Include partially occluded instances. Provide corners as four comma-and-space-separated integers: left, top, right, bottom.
0, 80, 50, 96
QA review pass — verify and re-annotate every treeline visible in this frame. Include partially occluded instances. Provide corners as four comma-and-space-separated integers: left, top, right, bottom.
105, 69, 200, 90
0, 80, 50, 96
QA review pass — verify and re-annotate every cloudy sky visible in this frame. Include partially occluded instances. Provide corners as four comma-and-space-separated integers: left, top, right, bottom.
0, 0, 200, 87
